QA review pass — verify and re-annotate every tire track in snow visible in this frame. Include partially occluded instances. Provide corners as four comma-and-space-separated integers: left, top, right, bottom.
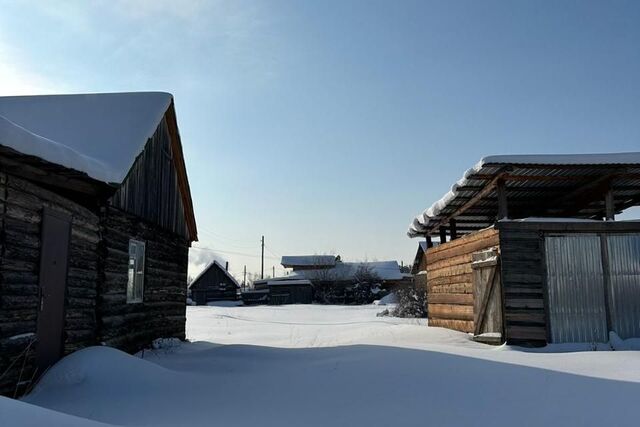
211, 313, 404, 327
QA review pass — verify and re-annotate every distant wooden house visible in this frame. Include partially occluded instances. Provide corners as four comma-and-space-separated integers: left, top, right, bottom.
267, 279, 313, 305
272, 256, 410, 304
408, 153, 640, 346
189, 261, 240, 305
0, 92, 197, 395
281, 255, 338, 270
281, 256, 405, 286
411, 241, 428, 291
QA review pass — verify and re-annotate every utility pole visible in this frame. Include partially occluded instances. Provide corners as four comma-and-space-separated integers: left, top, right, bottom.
243, 265, 246, 290
261, 235, 265, 279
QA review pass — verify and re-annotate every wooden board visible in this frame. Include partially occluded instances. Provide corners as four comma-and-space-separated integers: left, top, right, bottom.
425, 227, 500, 333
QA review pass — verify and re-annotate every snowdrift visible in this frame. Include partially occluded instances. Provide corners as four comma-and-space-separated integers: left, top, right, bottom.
11, 306, 640, 427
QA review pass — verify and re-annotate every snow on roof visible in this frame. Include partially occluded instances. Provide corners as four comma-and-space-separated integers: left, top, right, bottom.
267, 279, 312, 286
296, 261, 403, 282
0, 114, 118, 182
281, 255, 337, 267
498, 217, 601, 223
0, 92, 172, 183
408, 152, 640, 237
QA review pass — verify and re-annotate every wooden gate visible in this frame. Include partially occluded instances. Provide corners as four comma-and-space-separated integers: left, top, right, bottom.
472, 249, 503, 344
35, 208, 72, 375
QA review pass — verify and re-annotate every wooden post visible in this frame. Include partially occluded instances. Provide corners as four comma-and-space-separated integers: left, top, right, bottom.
497, 179, 509, 219
426, 235, 433, 248
450, 219, 458, 240
439, 226, 447, 244
605, 188, 615, 221
600, 234, 613, 333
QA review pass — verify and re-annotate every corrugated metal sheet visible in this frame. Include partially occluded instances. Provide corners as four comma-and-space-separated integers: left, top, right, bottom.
409, 157, 640, 237
606, 234, 640, 339
545, 235, 608, 343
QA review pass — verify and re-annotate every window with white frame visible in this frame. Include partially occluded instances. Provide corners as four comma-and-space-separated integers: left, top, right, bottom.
127, 239, 145, 303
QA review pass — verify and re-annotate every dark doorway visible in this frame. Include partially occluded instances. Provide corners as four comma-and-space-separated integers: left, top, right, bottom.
35, 208, 72, 375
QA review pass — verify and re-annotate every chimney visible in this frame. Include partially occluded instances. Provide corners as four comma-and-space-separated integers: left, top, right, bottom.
225, 262, 229, 271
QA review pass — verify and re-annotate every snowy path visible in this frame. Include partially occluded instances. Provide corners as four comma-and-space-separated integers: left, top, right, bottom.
4, 304, 640, 426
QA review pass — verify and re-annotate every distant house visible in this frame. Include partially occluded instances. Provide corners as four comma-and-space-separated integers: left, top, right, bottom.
411, 241, 429, 291
189, 261, 240, 305
267, 279, 313, 305
411, 241, 428, 275
0, 92, 197, 395
281, 255, 338, 270
258, 255, 410, 304
282, 256, 406, 285
408, 153, 640, 346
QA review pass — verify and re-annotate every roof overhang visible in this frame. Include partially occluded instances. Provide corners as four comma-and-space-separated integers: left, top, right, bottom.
408, 153, 640, 238
165, 101, 198, 242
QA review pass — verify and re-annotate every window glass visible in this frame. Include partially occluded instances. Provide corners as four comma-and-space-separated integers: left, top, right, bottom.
127, 240, 145, 303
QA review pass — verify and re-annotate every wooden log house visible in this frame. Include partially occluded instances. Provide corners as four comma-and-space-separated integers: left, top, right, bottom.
408, 154, 640, 346
0, 92, 197, 396
188, 260, 240, 305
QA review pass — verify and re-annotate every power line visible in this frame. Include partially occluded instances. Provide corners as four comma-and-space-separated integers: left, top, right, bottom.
197, 227, 257, 249
190, 245, 279, 260
264, 245, 280, 259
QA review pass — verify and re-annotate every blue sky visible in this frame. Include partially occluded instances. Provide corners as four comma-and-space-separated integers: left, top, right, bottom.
1, 1, 639, 281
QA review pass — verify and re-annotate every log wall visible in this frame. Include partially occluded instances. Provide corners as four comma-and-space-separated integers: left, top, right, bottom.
0, 174, 100, 396
425, 227, 499, 333
99, 206, 188, 353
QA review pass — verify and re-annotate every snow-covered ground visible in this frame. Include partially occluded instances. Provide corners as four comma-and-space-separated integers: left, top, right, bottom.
4, 304, 640, 426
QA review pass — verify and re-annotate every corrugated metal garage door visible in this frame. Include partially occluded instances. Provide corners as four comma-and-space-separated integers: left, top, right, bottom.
606, 235, 640, 339
545, 235, 608, 343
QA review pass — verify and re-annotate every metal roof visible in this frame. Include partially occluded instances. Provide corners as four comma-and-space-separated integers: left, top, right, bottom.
281, 255, 337, 268
408, 153, 640, 237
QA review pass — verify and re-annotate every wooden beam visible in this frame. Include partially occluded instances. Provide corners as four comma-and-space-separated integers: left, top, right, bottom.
425, 172, 507, 234
426, 235, 433, 248
605, 187, 615, 220
449, 219, 458, 240
496, 178, 508, 219
439, 226, 447, 244
165, 101, 198, 242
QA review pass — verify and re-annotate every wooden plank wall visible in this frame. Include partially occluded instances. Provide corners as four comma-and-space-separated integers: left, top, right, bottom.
426, 228, 499, 333
99, 206, 188, 353
497, 221, 640, 345
497, 225, 548, 345
189, 263, 240, 304
110, 116, 190, 241
0, 174, 99, 396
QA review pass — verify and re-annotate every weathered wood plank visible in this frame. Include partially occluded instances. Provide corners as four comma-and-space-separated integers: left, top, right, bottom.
506, 325, 547, 341
428, 318, 474, 333
428, 293, 473, 305
428, 303, 474, 321
429, 283, 473, 294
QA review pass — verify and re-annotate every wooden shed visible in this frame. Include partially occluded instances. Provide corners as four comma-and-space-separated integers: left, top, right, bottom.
408, 153, 640, 346
188, 261, 240, 305
0, 92, 197, 395
267, 279, 314, 305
